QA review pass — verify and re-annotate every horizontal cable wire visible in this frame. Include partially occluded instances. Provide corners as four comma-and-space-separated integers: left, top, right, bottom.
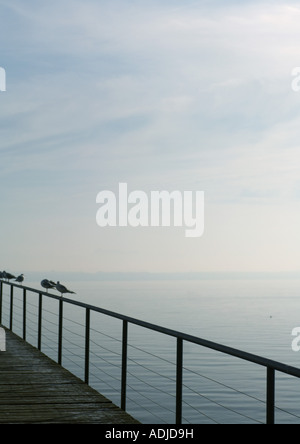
182, 382, 263, 424
183, 365, 266, 407
126, 382, 173, 423
181, 398, 219, 424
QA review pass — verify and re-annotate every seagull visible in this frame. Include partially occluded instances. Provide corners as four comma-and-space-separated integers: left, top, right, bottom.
3, 271, 16, 282
15, 274, 24, 284
41, 279, 56, 293
55, 281, 76, 297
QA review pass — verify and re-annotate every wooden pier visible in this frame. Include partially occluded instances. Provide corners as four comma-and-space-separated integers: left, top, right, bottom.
0, 328, 139, 424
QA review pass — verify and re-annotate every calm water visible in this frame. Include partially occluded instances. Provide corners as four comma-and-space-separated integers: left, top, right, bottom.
3, 278, 300, 424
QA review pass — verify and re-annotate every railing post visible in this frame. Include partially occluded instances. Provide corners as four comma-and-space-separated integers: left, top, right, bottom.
266, 367, 275, 425
85, 308, 90, 384
121, 320, 128, 411
0, 281, 3, 324
23, 288, 27, 341
9, 285, 14, 330
58, 298, 63, 365
176, 338, 183, 425
38, 293, 43, 350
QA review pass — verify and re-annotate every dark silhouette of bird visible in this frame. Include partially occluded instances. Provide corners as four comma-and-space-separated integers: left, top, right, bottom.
15, 274, 24, 284
3, 271, 16, 281
55, 281, 76, 297
41, 279, 56, 293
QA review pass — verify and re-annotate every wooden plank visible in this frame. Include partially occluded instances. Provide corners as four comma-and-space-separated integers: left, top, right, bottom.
0, 327, 139, 424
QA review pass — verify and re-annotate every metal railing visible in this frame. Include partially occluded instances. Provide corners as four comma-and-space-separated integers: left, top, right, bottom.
1, 280, 300, 424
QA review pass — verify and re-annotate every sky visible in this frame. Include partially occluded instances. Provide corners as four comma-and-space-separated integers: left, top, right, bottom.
1, 0, 300, 274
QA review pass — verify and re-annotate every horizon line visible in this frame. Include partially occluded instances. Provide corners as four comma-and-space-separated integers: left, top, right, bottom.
15, 270, 300, 281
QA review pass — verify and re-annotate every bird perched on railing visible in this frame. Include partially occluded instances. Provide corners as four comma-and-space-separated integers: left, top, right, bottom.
3, 271, 16, 281
15, 274, 24, 284
41, 279, 56, 293
55, 282, 76, 297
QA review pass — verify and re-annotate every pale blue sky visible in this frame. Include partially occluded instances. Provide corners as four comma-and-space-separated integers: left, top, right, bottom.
1, 0, 300, 273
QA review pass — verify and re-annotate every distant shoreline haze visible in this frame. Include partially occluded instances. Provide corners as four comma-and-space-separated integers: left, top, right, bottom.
17, 271, 300, 283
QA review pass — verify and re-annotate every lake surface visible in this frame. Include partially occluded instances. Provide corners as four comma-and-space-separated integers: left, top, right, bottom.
2, 278, 300, 424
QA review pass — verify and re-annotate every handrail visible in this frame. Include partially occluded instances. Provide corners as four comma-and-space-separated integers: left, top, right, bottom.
1, 280, 299, 424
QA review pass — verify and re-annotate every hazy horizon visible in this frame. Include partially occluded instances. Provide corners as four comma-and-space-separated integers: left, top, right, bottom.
6, 270, 300, 283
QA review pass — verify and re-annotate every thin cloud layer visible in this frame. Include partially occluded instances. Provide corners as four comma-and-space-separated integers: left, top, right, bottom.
1, 0, 300, 272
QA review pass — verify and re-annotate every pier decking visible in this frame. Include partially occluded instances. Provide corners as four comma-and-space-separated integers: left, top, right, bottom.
0, 328, 139, 424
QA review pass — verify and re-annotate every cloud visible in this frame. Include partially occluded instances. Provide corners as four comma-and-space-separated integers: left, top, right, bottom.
1, 0, 300, 272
